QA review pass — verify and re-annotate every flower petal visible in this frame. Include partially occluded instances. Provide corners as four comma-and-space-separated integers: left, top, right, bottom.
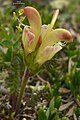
46, 9, 59, 34
42, 9, 59, 40
50, 9, 59, 29
38, 28, 73, 53
41, 25, 49, 39
35, 42, 62, 65
48, 42, 62, 60
35, 46, 54, 65
23, 6, 42, 37
22, 27, 35, 54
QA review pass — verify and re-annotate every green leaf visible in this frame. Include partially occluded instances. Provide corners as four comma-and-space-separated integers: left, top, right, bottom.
13, 39, 20, 48
54, 96, 62, 109
11, 111, 15, 119
5, 47, 13, 61
1, 40, 12, 48
49, 97, 55, 111
46, 108, 49, 119
7, 28, 14, 41
74, 107, 80, 117
38, 108, 48, 120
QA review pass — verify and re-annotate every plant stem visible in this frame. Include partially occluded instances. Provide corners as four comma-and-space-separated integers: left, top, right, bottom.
16, 67, 30, 113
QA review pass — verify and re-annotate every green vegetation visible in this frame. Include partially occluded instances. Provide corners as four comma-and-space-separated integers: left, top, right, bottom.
0, 0, 80, 119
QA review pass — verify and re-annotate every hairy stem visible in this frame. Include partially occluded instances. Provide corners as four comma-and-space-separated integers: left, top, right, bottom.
16, 67, 30, 113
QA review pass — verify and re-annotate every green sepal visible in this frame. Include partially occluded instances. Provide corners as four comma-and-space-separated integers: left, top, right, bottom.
25, 50, 41, 75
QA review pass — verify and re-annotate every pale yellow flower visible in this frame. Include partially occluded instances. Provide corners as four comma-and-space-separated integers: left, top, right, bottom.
22, 6, 73, 65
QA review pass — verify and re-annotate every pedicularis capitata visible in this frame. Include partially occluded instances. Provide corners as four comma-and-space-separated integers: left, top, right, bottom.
15, 6, 73, 112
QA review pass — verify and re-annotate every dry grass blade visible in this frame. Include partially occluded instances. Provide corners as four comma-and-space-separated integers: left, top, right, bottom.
66, 106, 75, 117
59, 87, 70, 94
59, 101, 74, 111
73, 114, 77, 120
